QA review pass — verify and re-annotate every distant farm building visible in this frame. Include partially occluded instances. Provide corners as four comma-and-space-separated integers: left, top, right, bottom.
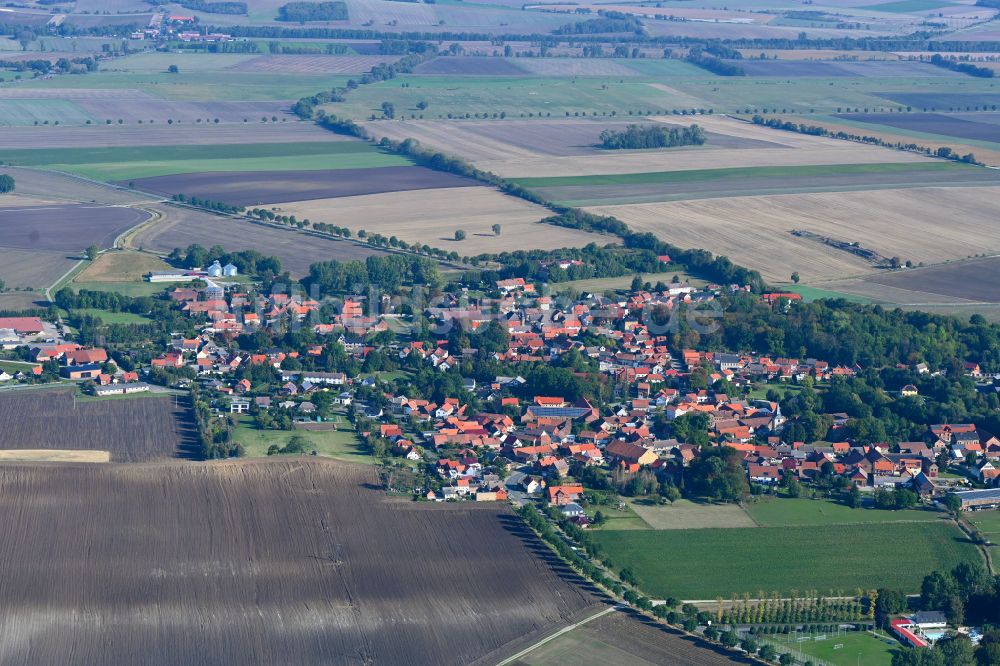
950, 488, 1000, 511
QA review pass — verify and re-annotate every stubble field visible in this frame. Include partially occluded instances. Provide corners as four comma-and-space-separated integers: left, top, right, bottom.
276, 186, 612, 254
0, 459, 601, 666
366, 114, 930, 177
588, 185, 1000, 281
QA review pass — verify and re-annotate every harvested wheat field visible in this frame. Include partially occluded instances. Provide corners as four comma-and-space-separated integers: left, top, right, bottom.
0, 459, 601, 666
368, 115, 930, 178
0, 449, 110, 463
277, 186, 613, 254
0, 390, 197, 462
589, 186, 1000, 282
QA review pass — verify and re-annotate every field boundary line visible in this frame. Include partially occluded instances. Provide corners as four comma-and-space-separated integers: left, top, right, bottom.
493, 604, 620, 666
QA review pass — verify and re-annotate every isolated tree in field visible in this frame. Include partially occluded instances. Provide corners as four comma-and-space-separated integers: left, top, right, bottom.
0, 174, 14, 193
381, 101, 395, 119
631, 274, 643, 291
791, 271, 800, 284
167, 64, 179, 73
454, 229, 466, 241
17, 31, 35, 51
85, 245, 99, 261
491, 224, 501, 236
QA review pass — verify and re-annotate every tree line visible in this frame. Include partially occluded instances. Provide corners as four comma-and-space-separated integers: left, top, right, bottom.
277, 1, 349, 22
751, 115, 979, 164
929, 53, 994, 78
178, 0, 247, 14
685, 48, 745, 76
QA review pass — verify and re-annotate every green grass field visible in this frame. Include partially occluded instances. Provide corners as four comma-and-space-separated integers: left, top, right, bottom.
330, 75, 705, 120
0, 359, 37, 373
783, 285, 875, 304
72, 308, 153, 325
591, 522, 980, 599
232, 415, 371, 463
585, 503, 651, 530
745, 498, 942, 527
512, 162, 973, 189
766, 630, 898, 666
102, 51, 258, 74
969, 510, 1000, 537
70, 281, 171, 298
15, 72, 352, 101
4, 141, 411, 180
0, 99, 96, 126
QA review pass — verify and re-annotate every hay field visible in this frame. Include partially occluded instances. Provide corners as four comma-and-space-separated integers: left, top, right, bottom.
0, 390, 196, 462
627, 500, 757, 530
75, 251, 171, 283
589, 185, 1000, 282
277, 186, 613, 254
0, 459, 600, 665
133, 204, 389, 276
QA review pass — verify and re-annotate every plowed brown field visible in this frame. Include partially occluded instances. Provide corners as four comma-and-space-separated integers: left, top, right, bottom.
0, 459, 601, 665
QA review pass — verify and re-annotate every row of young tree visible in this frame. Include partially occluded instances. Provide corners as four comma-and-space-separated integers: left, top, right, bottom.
721, 592, 867, 625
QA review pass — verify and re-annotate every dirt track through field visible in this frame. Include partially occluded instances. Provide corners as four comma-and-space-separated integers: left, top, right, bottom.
0, 459, 601, 665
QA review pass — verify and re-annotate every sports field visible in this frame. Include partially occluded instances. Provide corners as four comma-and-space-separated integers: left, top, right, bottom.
592, 522, 980, 599
765, 630, 898, 666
